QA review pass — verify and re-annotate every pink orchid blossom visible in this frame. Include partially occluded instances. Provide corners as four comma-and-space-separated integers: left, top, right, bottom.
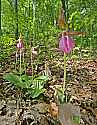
17, 37, 24, 49
59, 35, 75, 54
17, 42, 23, 49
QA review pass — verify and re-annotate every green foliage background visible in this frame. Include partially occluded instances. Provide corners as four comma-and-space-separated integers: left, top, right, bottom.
1, 0, 97, 60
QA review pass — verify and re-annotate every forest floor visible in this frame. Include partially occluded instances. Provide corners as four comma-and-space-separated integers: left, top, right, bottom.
0, 56, 97, 125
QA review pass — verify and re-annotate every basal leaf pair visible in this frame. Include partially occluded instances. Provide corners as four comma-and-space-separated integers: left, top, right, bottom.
3, 73, 48, 99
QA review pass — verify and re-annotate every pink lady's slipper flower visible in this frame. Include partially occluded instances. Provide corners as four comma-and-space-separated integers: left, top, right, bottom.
17, 37, 24, 49
59, 35, 75, 54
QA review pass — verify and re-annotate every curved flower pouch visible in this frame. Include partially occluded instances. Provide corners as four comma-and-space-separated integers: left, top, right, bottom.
59, 35, 75, 54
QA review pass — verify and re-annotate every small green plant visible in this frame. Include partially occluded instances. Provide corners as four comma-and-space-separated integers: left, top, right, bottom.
55, 87, 71, 104
3, 73, 48, 99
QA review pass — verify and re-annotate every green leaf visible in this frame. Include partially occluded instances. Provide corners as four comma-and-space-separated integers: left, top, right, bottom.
3, 73, 22, 87
32, 75, 49, 89
23, 80, 32, 89
21, 75, 32, 82
3, 73, 29, 89
72, 116, 80, 124
34, 75, 48, 81
30, 88, 45, 99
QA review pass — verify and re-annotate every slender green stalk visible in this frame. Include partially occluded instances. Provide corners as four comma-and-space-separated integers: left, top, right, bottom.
20, 49, 22, 79
63, 53, 66, 94
31, 47, 33, 81
15, 51, 17, 70
22, 48, 25, 72
23, 49, 24, 64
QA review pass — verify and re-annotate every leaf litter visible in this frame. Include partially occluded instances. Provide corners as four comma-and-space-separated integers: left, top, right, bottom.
0, 58, 97, 125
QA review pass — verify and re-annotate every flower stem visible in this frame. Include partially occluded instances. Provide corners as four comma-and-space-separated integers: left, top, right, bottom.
63, 53, 66, 94
15, 51, 18, 70
20, 49, 22, 79
31, 47, 33, 82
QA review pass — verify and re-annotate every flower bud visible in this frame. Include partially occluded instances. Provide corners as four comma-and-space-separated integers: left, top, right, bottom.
17, 37, 24, 49
17, 42, 23, 49
59, 35, 75, 54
